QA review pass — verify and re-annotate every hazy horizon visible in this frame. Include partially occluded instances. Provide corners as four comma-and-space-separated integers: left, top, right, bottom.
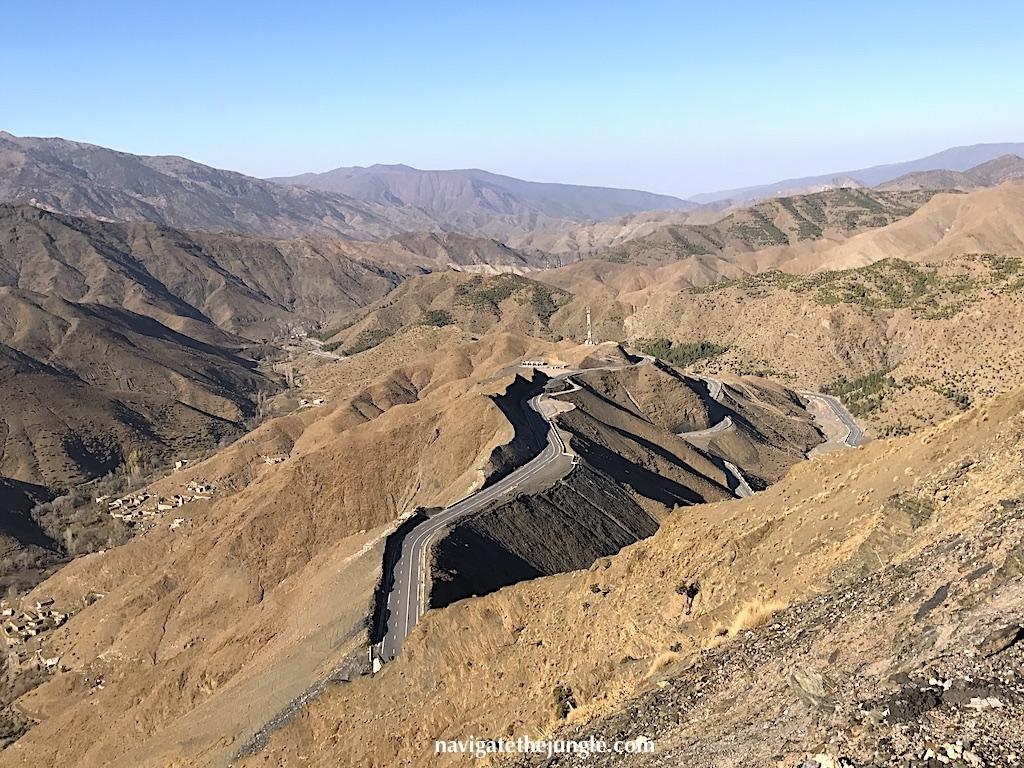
3, 0, 1022, 197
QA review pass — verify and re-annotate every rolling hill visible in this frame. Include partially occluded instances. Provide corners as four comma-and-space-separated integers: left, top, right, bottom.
0, 203, 411, 507
515, 187, 942, 262
0, 203, 409, 339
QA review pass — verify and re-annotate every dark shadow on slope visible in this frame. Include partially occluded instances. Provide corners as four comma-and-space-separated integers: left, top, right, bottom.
567, 429, 709, 507
0, 477, 58, 549
482, 372, 551, 485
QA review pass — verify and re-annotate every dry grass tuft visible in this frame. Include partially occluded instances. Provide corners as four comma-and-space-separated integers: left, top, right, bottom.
643, 651, 680, 679
727, 598, 788, 636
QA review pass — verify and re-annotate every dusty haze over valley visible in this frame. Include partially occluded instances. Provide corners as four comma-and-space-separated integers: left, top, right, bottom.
2, 3, 1024, 767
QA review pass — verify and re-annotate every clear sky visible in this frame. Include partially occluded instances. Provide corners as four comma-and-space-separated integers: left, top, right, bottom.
2, 0, 1022, 196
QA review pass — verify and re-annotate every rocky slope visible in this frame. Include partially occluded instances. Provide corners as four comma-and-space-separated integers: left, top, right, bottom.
509, 494, 1024, 767
430, 465, 661, 609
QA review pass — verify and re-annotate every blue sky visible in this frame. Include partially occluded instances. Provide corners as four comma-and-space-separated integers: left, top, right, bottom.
2, 1, 1022, 196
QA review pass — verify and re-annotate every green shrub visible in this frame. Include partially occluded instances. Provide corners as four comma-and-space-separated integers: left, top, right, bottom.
531, 287, 560, 325
310, 326, 341, 341
419, 309, 455, 327
343, 329, 392, 355
825, 368, 895, 416
552, 685, 576, 719
636, 338, 728, 368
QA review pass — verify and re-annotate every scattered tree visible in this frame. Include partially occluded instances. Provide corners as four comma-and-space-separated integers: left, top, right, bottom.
675, 581, 700, 615
552, 685, 576, 719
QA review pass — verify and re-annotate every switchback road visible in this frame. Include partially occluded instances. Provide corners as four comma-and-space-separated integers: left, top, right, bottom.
376, 375, 576, 661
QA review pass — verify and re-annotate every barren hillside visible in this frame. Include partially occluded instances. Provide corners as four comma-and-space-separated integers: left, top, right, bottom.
624, 255, 1024, 435
0, 288, 268, 488
316, 271, 578, 355
236, 385, 1024, 768
0, 203, 401, 339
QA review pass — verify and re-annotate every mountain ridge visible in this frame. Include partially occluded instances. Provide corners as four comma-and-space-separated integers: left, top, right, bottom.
0, 131, 438, 240
270, 163, 692, 222
878, 153, 1024, 191
689, 142, 1024, 204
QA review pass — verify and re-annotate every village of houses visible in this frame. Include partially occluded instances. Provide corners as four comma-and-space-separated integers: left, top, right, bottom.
2, 430, 303, 679
2, 596, 66, 674
1, 460, 225, 678
96, 393, 324, 533
96, 468, 216, 532
97, 448, 294, 533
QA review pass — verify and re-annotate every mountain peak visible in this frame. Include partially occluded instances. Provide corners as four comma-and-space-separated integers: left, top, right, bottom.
270, 164, 691, 221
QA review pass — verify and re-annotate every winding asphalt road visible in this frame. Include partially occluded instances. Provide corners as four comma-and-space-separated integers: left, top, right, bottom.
678, 414, 734, 439
374, 360, 865, 663
800, 392, 869, 447
376, 375, 577, 662
679, 378, 754, 496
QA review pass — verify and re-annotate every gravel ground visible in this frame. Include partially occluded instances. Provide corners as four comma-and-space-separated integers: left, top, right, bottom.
506, 499, 1024, 768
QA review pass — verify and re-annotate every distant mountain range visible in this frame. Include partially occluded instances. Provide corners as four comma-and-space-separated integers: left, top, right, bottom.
0, 133, 691, 242
689, 143, 1024, 204
0, 131, 437, 240
270, 164, 692, 222
3, 132, 1024, 248
878, 154, 1024, 191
